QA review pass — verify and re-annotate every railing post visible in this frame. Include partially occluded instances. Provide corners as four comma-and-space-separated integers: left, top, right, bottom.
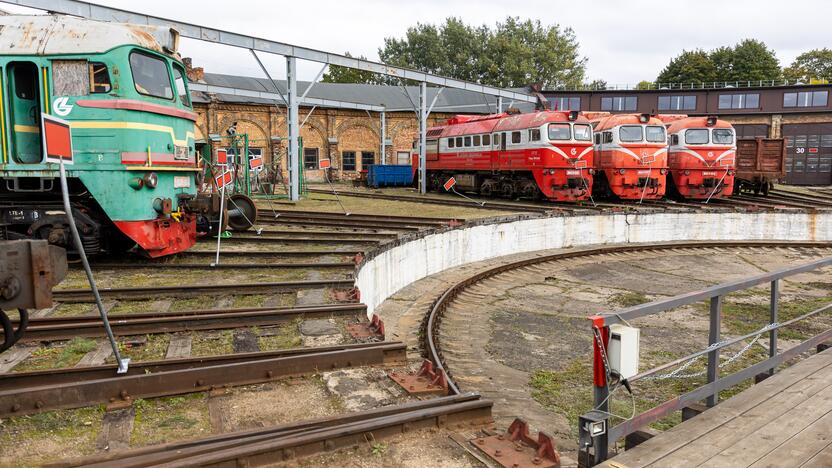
707, 295, 722, 407
769, 280, 779, 375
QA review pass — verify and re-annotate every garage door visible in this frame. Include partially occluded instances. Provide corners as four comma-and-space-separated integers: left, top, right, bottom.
782, 123, 832, 185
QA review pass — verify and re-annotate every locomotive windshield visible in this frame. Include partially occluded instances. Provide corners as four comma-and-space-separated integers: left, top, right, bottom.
130, 51, 173, 99
573, 124, 592, 141
619, 125, 643, 142
548, 123, 570, 140
685, 129, 709, 144
646, 126, 666, 143
712, 129, 734, 144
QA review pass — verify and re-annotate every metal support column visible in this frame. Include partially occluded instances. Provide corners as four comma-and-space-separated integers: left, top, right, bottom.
380, 110, 386, 164
419, 81, 428, 194
707, 295, 722, 407
497, 96, 503, 113
769, 280, 779, 375
286, 56, 300, 201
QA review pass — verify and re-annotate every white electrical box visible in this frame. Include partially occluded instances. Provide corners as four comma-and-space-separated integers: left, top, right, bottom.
608, 324, 640, 380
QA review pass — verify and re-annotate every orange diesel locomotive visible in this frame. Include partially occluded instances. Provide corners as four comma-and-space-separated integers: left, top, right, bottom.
661, 115, 736, 199
415, 110, 595, 201
589, 113, 668, 200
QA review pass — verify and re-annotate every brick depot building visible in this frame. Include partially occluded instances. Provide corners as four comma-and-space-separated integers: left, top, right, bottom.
543, 85, 832, 185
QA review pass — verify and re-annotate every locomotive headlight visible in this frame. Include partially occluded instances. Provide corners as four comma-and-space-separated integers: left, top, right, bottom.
660, 168, 667, 175
128, 177, 144, 190
589, 169, 596, 175
619, 169, 626, 175
684, 170, 691, 176
727, 170, 734, 176
143, 172, 158, 189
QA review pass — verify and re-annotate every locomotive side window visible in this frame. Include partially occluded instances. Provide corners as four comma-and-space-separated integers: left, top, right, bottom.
603, 132, 613, 144
90, 62, 111, 93
52, 60, 90, 96
464, 136, 472, 147
548, 123, 570, 141
671, 134, 680, 145
456, 137, 463, 147
473, 135, 481, 146
493, 133, 500, 146
619, 125, 643, 142
448, 138, 455, 148
511, 131, 521, 144
573, 124, 592, 141
172, 65, 191, 107
712, 129, 734, 144
130, 51, 173, 99
645, 126, 666, 143
685, 129, 709, 144
529, 129, 541, 142
594, 134, 601, 144
483, 134, 491, 146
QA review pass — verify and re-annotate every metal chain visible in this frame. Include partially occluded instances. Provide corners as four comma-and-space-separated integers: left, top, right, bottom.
645, 322, 778, 381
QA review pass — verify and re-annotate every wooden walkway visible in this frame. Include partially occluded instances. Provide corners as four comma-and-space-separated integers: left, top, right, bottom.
600, 348, 832, 467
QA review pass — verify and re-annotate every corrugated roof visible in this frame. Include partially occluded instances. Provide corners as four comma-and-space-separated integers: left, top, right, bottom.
193, 72, 536, 114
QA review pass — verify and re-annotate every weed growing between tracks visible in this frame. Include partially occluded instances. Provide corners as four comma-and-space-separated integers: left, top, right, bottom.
131, 393, 210, 446
258, 320, 302, 350
14, 337, 98, 372
191, 330, 234, 356
0, 405, 104, 464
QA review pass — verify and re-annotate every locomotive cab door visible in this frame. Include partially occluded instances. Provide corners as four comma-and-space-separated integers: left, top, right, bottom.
7, 62, 42, 164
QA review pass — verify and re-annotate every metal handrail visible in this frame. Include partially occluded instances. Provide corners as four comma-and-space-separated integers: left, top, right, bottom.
547, 79, 830, 92
581, 254, 832, 465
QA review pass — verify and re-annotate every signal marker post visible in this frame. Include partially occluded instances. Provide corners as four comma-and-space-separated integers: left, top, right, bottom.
43, 113, 129, 374
444, 177, 485, 206
212, 149, 229, 267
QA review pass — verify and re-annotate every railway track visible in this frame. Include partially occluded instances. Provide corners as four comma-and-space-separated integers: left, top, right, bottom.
86, 261, 356, 270
421, 240, 832, 395
0, 341, 406, 417
17, 303, 367, 341
48, 393, 492, 468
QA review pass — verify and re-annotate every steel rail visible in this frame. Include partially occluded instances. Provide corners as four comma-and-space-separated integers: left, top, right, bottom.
256, 217, 425, 231
179, 250, 362, 258
421, 240, 832, 396
261, 209, 456, 224
53, 278, 356, 302
198, 236, 383, 245
87, 261, 355, 270
47, 393, 492, 468
17, 303, 366, 341
0, 341, 406, 417
252, 230, 396, 240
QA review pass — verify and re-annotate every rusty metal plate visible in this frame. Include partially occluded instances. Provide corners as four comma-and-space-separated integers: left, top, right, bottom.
471, 418, 560, 468
389, 360, 447, 396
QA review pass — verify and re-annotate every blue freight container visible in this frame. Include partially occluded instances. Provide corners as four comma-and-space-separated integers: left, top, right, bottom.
366, 165, 414, 188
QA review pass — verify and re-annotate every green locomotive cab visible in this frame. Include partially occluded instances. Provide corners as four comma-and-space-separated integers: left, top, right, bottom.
0, 14, 225, 257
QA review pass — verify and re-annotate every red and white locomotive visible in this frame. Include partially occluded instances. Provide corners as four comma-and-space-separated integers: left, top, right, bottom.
414, 111, 595, 201
660, 115, 736, 199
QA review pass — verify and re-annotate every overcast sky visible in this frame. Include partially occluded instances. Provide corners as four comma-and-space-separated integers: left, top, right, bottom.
6, 0, 832, 85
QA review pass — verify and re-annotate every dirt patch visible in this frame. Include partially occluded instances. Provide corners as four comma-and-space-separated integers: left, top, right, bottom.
131, 393, 211, 447
0, 406, 103, 466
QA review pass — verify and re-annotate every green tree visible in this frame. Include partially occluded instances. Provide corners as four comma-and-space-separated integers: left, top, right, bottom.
379, 17, 586, 88
727, 39, 780, 82
656, 49, 717, 84
635, 80, 653, 90
586, 79, 607, 90
322, 52, 383, 84
783, 48, 832, 83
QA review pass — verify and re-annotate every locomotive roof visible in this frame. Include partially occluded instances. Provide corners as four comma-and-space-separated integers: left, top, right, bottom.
665, 116, 733, 133
0, 14, 178, 56
431, 111, 588, 137
591, 113, 664, 131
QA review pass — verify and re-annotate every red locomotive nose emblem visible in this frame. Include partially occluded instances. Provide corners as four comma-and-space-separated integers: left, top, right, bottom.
570, 148, 577, 156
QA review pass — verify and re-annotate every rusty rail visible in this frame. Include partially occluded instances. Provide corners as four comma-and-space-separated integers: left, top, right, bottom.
0, 341, 406, 417
17, 303, 366, 341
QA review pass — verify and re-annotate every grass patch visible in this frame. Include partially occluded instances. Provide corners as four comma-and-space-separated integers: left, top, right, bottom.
232, 294, 266, 308
106, 334, 170, 364
51, 302, 93, 317
14, 337, 98, 372
717, 296, 832, 341
0, 405, 103, 465
609, 291, 650, 308
259, 320, 302, 351
170, 297, 213, 311
191, 330, 233, 357
110, 300, 160, 315
131, 393, 210, 446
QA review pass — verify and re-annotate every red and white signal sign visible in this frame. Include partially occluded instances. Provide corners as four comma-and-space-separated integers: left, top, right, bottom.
216, 148, 228, 166
574, 159, 587, 169
319, 159, 331, 169
249, 154, 263, 170
41, 113, 73, 165
215, 170, 232, 189
443, 177, 457, 191
719, 158, 735, 167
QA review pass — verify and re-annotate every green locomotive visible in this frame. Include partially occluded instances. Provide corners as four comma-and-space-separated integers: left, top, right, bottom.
0, 14, 246, 257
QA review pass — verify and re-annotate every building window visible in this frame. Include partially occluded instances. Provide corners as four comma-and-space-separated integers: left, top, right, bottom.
361, 151, 375, 169
548, 96, 581, 110
718, 93, 760, 109
511, 131, 521, 144
397, 151, 411, 165
342, 151, 356, 171
783, 90, 828, 108
303, 148, 319, 169
600, 96, 637, 111
657, 95, 696, 111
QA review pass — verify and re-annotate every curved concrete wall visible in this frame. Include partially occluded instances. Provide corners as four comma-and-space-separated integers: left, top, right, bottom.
356, 211, 832, 316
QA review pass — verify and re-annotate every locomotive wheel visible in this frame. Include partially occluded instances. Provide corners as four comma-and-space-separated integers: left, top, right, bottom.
227, 194, 257, 231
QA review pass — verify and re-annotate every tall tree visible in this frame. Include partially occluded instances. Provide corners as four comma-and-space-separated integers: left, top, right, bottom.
783, 48, 832, 83
379, 17, 586, 88
728, 39, 780, 82
321, 52, 383, 84
656, 49, 717, 84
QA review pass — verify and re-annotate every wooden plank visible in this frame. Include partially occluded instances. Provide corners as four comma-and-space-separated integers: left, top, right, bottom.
749, 409, 832, 467
653, 360, 832, 466
151, 299, 172, 312
165, 334, 192, 359
603, 350, 832, 467
0, 345, 37, 373
704, 374, 832, 467
801, 442, 832, 468
95, 407, 135, 451
75, 340, 113, 367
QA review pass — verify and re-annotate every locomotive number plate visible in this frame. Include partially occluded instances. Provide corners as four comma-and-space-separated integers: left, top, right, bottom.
2, 209, 41, 224
703, 171, 717, 176
566, 170, 580, 176
174, 145, 189, 160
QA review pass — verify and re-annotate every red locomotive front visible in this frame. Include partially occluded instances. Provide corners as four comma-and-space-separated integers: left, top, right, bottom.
661, 116, 737, 200
414, 110, 594, 202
